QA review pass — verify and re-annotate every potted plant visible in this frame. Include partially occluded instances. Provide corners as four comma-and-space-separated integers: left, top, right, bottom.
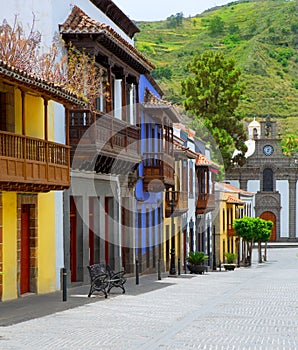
223, 252, 237, 271
186, 251, 208, 274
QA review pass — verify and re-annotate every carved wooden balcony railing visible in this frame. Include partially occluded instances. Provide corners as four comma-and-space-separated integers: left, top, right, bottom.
165, 190, 188, 218
142, 152, 175, 192
196, 193, 216, 215
227, 224, 236, 237
0, 131, 70, 192
70, 109, 140, 174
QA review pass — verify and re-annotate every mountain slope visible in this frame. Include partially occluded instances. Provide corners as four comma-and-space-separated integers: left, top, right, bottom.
135, 0, 298, 134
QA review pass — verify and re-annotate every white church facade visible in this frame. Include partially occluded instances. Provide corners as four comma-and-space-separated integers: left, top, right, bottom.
226, 118, 298, 242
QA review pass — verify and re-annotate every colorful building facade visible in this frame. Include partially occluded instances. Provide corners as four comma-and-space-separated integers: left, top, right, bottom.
0, 60, 83, 300
214, 182, 254, 266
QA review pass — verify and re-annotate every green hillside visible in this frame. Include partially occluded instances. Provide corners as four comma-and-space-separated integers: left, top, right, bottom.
135, 0, 298, 135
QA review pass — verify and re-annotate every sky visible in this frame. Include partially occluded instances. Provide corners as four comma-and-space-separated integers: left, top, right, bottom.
113, 0, 238, 21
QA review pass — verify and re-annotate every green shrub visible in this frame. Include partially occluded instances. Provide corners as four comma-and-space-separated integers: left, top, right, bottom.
224, 252, 238, 264
186, 251, 208, 265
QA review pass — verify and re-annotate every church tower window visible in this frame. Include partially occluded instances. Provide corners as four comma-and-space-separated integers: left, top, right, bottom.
263, 168, 273, 192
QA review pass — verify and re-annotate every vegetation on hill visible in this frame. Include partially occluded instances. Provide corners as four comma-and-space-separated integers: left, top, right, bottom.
135, 0, 298, 136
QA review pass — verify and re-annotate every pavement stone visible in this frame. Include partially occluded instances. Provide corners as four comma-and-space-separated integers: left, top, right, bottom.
0, 247, 298, 349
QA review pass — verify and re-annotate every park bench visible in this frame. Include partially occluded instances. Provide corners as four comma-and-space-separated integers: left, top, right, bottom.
87, 263, 127, 298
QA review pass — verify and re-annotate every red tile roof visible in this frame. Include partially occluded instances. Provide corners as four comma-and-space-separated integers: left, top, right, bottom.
143, 88, 181, 122
216, 182, 254, 196
225, 194, 245, 205
0, 59, 86, 107
196, 153, 220, 170
59, 6, 154, 73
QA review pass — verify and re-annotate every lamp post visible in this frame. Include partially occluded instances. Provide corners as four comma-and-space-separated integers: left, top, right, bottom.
169, 191, 176, 276
212, 225, 216, 271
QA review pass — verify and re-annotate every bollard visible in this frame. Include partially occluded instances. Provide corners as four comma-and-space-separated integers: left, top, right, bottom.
136, 258, 139, 285
178, 258, 181, 276
62, 267, 67, 302
169, 248, 176, 275
158, 259, 161, 280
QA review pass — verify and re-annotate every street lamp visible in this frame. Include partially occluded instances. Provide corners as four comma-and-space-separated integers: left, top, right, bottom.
212, 225, 216, 271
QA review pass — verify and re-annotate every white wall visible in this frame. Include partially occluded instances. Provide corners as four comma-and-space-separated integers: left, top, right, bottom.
276, 180, 289, 237
247, 180, 259, 217
2, 0, 134, 47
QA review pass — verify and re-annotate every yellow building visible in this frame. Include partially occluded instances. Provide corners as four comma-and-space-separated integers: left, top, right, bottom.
0, 61, 83, 301
214, 182, 254, 266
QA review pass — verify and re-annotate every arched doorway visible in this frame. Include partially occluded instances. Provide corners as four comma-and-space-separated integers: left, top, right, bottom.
260, 211, 276, 241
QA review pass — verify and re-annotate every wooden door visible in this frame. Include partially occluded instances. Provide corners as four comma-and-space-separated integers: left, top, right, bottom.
260, 211, 276, 241
70, 197, 77, 282
20, 205, 30, 294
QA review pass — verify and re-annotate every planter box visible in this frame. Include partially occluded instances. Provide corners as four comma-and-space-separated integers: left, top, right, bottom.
187, 264, 206, 275
223, 264, 236, 271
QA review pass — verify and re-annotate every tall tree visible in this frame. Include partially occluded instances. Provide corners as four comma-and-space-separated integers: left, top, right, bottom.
181, 51, 247, 169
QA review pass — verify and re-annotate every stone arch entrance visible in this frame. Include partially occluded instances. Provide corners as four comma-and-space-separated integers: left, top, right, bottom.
260, 211, 276, 241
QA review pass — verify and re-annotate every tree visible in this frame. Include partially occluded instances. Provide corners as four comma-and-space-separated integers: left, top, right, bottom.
181, 51, 247, 169
233, 216, 254, 266
253, 217, 273, 263
152, 66, 173, 80
234, 217, 273, 265
282, 134, 298, 157
209, 16, 225, 35
166, 12, 184, 28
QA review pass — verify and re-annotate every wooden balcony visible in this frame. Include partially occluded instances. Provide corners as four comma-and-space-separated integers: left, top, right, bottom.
0, 131, 70, 192
143, 152, 175, 192
227, 224, 236, 237
70, 109, 141, 174
165, 190, 188, 218
196, 193, 216, 215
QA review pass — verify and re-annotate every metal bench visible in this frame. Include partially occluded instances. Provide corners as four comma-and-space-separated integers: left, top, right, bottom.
87, 263, 127, 298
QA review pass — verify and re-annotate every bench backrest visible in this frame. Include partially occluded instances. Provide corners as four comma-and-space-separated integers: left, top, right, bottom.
87, 263, 119, 279
87, 264, 107, 280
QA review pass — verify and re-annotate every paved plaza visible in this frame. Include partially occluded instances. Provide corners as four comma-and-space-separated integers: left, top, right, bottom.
0, 247, 298, 349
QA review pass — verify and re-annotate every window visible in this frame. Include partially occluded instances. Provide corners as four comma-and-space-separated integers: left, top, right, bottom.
263, 168, 273, 192
0, 83, 15, 132
222, 209, 225, 231
189, 163, 193, 196
126, 83, 136, 125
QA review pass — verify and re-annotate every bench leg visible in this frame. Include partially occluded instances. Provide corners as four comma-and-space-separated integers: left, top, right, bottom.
88, 286, 93, 298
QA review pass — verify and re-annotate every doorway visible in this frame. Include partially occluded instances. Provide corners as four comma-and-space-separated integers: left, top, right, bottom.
20, 205, 30, 294
260, 211, 276, 241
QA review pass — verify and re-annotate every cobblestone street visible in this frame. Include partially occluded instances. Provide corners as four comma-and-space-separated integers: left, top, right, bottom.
1, 248, 298, 349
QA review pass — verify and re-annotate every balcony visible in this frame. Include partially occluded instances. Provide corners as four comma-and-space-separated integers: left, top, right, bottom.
143, 152, 175, 192
196, 193, 216, 215
0, 131, 70, 192
165, 190, 188, 218
70, 109, 141, 174
227, 224, 236, 237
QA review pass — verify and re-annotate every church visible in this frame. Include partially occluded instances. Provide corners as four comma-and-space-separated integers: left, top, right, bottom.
226, 118, 298, 242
